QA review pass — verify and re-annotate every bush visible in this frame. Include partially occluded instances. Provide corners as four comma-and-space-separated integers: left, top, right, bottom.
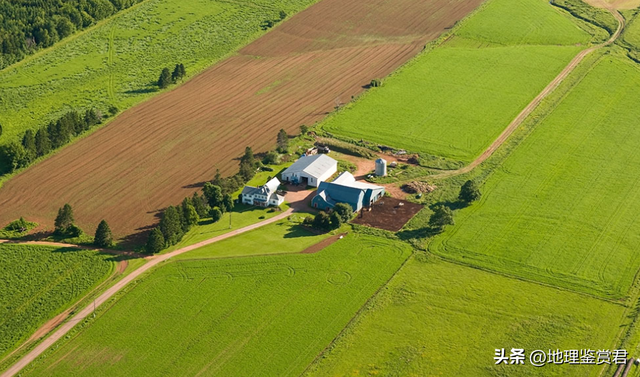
370, 79, 381, 87
333, 203, 354, 223
5, 217, 29, 232
210, 207, 223, 222
459, 180, 481, 203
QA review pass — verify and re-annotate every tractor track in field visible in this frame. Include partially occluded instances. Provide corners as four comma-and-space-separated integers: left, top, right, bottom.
0, 209, 293, 377
427, 7, 625, 181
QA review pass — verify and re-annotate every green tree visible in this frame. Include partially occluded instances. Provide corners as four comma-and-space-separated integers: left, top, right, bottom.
203, 182, 224, 209
209, 207, 223, 222
172, 64, 182, 82
279, 10, 287, 20
181, 197, 199, 229
459, 180, 481, 203
263, 150, 280, 165
333, 203, 353, 223
159, 206, 183, 245
146, 228, 165, 254
179, 63, 186, 78
222, 194, 234, 213
158, 67, 172, 89
35, 128, 51, 157
22, 129, 37, 162
429, 205, 454, 231
0, 142, 28, 171
276, 128, 289, 153
313, 211, 331, 231
238, 146, 257, 181
0, 123, 3, 139
54, 203, 74, 234
329, 211, 343, 230
300, 124, 308, 135
94, 220, 114, 248
192, 192, 208, 217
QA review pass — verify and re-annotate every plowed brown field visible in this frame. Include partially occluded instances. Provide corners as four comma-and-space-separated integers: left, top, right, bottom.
0, 0, 484, 242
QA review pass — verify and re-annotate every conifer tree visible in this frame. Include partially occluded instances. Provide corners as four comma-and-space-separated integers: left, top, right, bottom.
94, 220, 114, 247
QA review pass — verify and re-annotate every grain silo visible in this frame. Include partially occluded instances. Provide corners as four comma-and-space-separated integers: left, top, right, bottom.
375, 158, 387, 177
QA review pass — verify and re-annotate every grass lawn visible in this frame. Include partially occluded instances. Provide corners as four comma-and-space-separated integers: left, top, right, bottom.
0, 244, 114, 359
0, 0, 317, 144
23, 235, 411, 377
430, 56, 640, 299
305, 256, 626, 377
173, 214, 331, 260
322, 0, 592, 163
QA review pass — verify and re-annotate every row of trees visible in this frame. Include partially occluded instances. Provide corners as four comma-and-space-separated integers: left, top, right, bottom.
53, 203, 114, 247
158, 63, 186, 89
145, 147, 258, 253
0, 0, 144, 69
261, 10, 287, 30
303, 203, 353, 232
0, 109, 103, 174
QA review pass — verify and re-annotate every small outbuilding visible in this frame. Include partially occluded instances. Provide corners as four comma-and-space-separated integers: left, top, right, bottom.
312, 172, 385, 212
281, 154, 337, 187
241, 177, 284, 207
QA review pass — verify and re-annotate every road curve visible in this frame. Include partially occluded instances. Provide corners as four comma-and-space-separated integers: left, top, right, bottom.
430, 7, 625, 180
0, 208, 294, 377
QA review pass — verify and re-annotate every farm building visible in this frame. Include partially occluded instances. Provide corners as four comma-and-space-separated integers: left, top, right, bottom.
281, 154, 337, 187
312, 172, 385, 212
241, 177, 284, 207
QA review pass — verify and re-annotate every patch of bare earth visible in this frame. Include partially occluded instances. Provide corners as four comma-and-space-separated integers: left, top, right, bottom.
300, 233, 347, 254
0, 0, 485, 242
583, 0, 640, 10
352, 197, 423, 232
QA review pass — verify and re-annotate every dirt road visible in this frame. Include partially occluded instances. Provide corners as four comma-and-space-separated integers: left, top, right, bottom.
429, 8, 625, 180
0, 208, 293, 377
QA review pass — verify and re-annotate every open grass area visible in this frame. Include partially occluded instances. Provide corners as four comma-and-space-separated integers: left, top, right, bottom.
430, 56, 640, 299
173, 214, 330, 260
305, 256, 626, 377
0, 244, 114, 359
0, 0, 317, 144
23, 235, 410, 377
322, 0, 592, 163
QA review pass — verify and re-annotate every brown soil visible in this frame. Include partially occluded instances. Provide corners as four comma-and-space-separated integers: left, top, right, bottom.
352, 197, 423, 231
583, 0, 640, 9
0, 0, 484, 243
300, 233, 347, 254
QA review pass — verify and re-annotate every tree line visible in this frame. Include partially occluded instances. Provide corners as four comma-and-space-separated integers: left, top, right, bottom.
158, 63, 186, 89
0, 0, 144, 69
0, 108, 105, 174
145, 146, 258, 253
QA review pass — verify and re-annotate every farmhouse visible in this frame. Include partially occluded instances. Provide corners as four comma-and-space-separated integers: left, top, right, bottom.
312, 172, 385, 212
241, 177, 284, 207
281, 154, 337, 187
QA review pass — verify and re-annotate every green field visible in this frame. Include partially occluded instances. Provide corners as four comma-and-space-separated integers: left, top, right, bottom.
0, 244, 113, 358
305, 256, 626, 377
173, 214, 331, 260
322, 0, 592, 163
0, 0, 317, 144
23, 235, 410, 376
430, 56, 640, 299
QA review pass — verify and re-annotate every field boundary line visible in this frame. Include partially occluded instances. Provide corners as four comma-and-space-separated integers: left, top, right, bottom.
0, 208, 293, 377
428, 8, 625, 180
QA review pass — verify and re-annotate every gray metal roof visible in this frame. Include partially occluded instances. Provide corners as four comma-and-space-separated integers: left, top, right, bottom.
282, 154, 337, 178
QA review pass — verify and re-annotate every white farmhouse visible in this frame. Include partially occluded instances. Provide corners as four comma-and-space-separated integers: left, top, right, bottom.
281, 154, 337, 187
241, 177, 284, 207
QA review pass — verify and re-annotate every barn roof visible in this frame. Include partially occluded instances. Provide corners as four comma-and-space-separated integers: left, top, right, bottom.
282, 154, 337, 178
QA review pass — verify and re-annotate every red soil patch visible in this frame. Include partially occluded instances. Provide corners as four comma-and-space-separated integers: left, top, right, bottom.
300, 233, 347, 254
0, 0, 484, 242
352, 197, 423, 232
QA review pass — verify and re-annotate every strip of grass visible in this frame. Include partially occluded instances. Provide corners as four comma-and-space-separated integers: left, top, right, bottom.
23, 235, 410, 376
305, 256, 626, 377
0, 0, 317, 144
321, 0, 592, 164
430, 56, 640, 299
0, 244, 114, 359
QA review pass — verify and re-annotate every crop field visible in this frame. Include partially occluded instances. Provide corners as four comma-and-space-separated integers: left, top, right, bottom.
430, 56, 640, 299
23, 235, 411, 376
0, 244, 113, 359
305, 256, 626, 377
623, 12, 640, 48
0, 0, 485, 241
0, 0, 320, 143
322, 0, 592, 163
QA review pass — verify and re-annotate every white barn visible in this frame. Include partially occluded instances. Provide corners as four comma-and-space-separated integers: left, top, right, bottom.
281, 154, 337, 187
241, 177, 284, 207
